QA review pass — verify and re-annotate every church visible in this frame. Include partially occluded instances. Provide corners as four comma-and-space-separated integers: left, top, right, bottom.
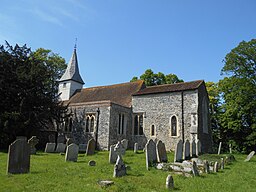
57, 48, 213, 153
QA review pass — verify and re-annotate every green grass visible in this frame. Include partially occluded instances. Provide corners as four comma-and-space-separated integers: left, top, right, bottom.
0, 150, 255, 192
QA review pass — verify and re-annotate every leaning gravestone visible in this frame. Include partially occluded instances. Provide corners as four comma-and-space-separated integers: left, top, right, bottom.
218, 142, 222, 155
121, 139, 128, 150
244, 151, 255, 162
183, 140, 190, 160
113, 155, 126, 177
145, 139, 157, 170
57, 133, 65, 143
196, 139, 201, 156
114, 141, 125, 156
28, 136, 39, 155
109, 145, 118, 164
192, 161, 199, 176
203, 160, 210, 174
174, 140, 183, 162
44, 143, 56, 153
7, 137, 30, 174
86, 138, 96, 156
213, 162, 219, 172
134, 143, 138, 153
166, 174, 174, 190
156, 140, 168, 163
65, 143, 79, 162
55, 143, 66, 153
191, 140, 196, 157
66, 138, 73, 146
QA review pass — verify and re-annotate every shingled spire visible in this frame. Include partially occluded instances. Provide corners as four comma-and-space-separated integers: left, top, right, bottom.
58, 46, 84, 101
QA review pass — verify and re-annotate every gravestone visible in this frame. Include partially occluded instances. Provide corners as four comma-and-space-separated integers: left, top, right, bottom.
244, 151, 255, 162
86, 139, 96, 155
55, 143, 66, 153
109, 145, 118, 164
183, 140, 190, 160
174, 140, 183, 162
191, 140, 196, 157
229, 143, 232, 154
156, 140, 168, 163
166, 174, 174, 190
145, 139, 157, 170
113, 155, 126, 177
65, 143, 79, 162
78, 144, 87, 152
218, 142, 222, 155
28, 136, 39, 155
66, 138, 73, 146
213, 162, 219, 172
88, 160, 96, 166
134, 143, 138, 153
48, 134, 55, 143
121, 139, 128, 150
192, 161, 199, 176
196, 139, 201, 156
7, 137, 30, 174
114, 141, 125, 156
220, 158, 224, 169
203, 160, 210, 174
44, 143, 56, 153
57, 133, 65, 143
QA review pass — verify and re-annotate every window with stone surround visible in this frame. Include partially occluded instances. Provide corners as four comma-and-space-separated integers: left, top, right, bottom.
170, 115, 178, 136
118, 113, 126, 135
83, 113, 95, 133
133, 114, 144, 135
150, 125, 156, 137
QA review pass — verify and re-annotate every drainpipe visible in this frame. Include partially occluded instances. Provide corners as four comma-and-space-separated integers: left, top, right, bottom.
95, 108, 100, 150
181, 92, 185, 143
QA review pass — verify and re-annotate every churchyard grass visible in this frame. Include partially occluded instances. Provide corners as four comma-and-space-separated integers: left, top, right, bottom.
0, 150, 255, 192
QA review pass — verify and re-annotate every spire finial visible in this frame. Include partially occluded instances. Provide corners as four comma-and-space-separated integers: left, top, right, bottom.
74, 38, 77, 50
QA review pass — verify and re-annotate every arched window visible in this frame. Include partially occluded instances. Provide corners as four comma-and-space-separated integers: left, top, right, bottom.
151, 125, 155, 136
90, 116, 95, 132
134, 115, 138, 135
86, 116, 90, 132
84, 114, 95, 133
171, 116, 177, 136
133, 114, 144, 135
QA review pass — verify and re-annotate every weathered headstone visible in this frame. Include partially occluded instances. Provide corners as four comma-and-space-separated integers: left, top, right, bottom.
109, 145, 118, 164
183, 140, 190, 160
166, 174, 174, 190
121, 139, 128, 150
218, 142, 222, 155
156, 140, 168, 163
57, 133, 65, 143
28, 136, 39, 155
113, 155, 126, 177
196, 139, 201, 156
7, 137, 30, 174
44, 143, 56, 153
192, 161, 199, 176
174, 140, 183, 162
48, 134, 55, 143
244, 151, 255, 162
134, 143, 138, 153
66, 138, 73, 146
145, 139, 157, 170
55, 143, 66, 153
220, 158, 224, 169
203, 160, 210, 174
213, 162, 219, 172
65, 143, 79, 162
78, 144, 87, 152
86, 139, 96, 155
191, 140, 196, 157
229, 143, 232, 154
114, 141, 125, 156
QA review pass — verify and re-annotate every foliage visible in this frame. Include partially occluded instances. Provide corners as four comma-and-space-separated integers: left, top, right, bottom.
0, 42, 67, 148
0, 151, 255, 192
219, 39, 256, 153
131, 69, 183, 86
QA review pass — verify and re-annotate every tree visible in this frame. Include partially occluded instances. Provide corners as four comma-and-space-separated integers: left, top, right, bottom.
0, 42, 68, 148
131, 69, 183, 86
219, 39, 256, 153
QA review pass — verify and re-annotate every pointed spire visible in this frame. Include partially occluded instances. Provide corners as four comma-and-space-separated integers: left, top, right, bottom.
59, 45, 84, 84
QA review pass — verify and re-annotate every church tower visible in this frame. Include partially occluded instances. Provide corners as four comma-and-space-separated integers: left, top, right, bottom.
58, 47, 84, 101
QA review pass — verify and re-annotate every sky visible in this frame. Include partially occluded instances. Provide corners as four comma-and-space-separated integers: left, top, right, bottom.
0, 0, 255, 87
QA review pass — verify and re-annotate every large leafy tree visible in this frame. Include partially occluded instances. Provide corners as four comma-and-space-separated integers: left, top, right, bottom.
0, 42, 67, 147
131, 69, 183, 86
219, 39, 256, 152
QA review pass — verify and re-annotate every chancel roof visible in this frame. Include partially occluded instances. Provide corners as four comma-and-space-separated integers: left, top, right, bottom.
68, 80, 145, 107
133, 80, 204, 96
59, 48, 84, 84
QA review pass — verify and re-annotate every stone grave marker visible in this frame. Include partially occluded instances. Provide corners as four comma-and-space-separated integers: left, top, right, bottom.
192, 161, 199, 176
166, 174, 174, 190
57, 133, 65, 143
7, 137, 30, 174
66, 138, 73, 146
191, 140, 196, 157
78, 144, 87, 152
213, 162, 219, 172
121, 139, 128, 150
145, 139, 157, 170
218, 142, 222, 155
28, 136, 39, 155
229, 143, 232, 154
244, 151, 255, 162
86, 138, 96, 156
134, 143, 138, 153
55, 143, 66, 153
174, 140, 183, 162
156, 140, 168, 163
203, 160, 210, 174
113, 155, 126, 177
88, 160, 96, 166
48, 134, 55, 143
44, 143, 56, 153
65, 143, 79, 162
220, 158, 224, 169
109, 145, 118, 164
183, 140, 190, 160
114, 141, 125, 156
196, 139, 201, 156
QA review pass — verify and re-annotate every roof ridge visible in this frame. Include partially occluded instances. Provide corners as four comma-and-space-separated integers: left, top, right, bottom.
145, 80, 204, 89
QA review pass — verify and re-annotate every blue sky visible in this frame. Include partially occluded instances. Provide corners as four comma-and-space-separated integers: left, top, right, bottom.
1, 0, 255, 87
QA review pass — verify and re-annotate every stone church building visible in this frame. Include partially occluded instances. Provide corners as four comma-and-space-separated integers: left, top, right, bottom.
58, 48, 213, 152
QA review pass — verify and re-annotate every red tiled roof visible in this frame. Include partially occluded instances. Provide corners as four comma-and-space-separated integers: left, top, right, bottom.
133, 80, 204, 96
68, 80, 145, 107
